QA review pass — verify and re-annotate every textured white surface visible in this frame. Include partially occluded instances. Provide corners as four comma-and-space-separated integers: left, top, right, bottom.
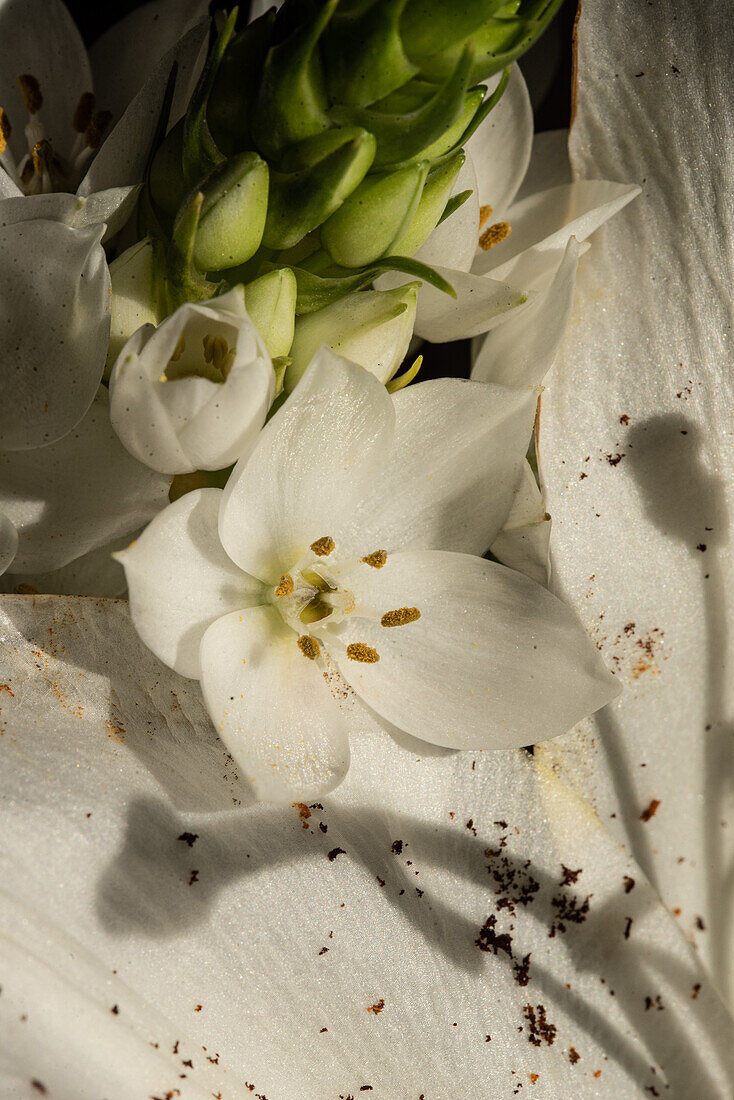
537, 0, 734, 1009
1, 596, 734, 1097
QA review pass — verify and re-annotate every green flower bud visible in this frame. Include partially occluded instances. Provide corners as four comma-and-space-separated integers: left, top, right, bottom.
285, 283, 418, 392
182, 9, 238, 187
320, 160, 429, 268
192, 152, 269, 272
329, 43, 474, 167
417, 0, 564, 84
207, 9, 276, 157
149, 118, 187, 219
252, 0, 337, 161
322, 0, 418, 108
243, 268, 298, 360
389, 152, 465, 257
262, 128, 376, 251
105, 238, 164, 376
400, 0, 507, 65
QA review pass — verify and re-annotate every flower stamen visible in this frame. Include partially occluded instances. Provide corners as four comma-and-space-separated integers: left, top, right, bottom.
297, 635, 321, 661
275, 573, 294, 597
479, 204, 493, 228
380, 607, 421, 627
0, 107, 11, 153
72, 92, 96, 134
346, 642, 380, 663
17, 74, 42, 115
479, 221, 511, 251
362, 550, 387, 569
85, 109, 112, 151
310, 536, 335, 556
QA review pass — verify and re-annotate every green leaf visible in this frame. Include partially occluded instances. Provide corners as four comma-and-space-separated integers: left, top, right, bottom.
291, 253, 455, 314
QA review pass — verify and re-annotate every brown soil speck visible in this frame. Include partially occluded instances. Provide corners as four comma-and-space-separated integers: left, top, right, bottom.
560, 865, 582, 886
367, 999, 385, 1014
640, 799, 661, 823
529, 1074, 539, 1084
31, 1082, 47, 1094
623, 876, 635, 893
568, 1047, 580, 1065
188, 869, 199, 885
523, 1004, 556, 1047
391, 840, 403, 854
620, 414, 630, 425
177, 832, 198, 847
692, 983, 701, 999
294, 802, 311, 829
327, 847, 346, 862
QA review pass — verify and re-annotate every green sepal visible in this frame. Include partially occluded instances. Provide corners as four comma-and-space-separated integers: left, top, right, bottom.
138, 61, 181, 235
182, 8, 238, 187
437, 188, 472, 227
320, 160, 429, 267
243, 268, 298, 359
417, 0, 564, 84
389, 152, 465, 257
428, 67, 510, 168
192, 152, 269, 272
386, 351, 423, 393
329, 42, 474, 167
252, 0, 337, 162
263, 128, 376, 251
400, 0, 507, 64
207, 10, 276, 157
290, 253, 455, 314
149, 118, 187, 220
165, 190, 222, 311
322, 0, 417, 108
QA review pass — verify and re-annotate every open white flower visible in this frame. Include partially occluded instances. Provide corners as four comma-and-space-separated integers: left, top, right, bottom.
0, 0, 209, 451
1, 594, 733, 1097
117, 348, 616, 802
110, 288, 275, 474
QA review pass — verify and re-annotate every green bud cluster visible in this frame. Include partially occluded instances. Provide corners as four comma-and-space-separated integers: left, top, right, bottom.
141, 0, 561, 377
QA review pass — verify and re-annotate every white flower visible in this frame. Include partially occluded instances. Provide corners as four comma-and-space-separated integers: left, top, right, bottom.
0, 593, 731, 1097
110, 288, 275, 475
116, 349, 616, 802
0, 0, 209, 451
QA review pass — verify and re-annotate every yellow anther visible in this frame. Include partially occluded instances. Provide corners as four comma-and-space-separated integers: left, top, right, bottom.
346, 642, 380, 663
0, 107, 11, 154
297, 635, 321, 661
72, 92, 95, 134
478, 204, 493, 229
17, 74, 42, 114
361, 550, 387, 569
31, 140, 47, 177
85, 109, 112, 150
275, 573, 294, 597
310, 536, 335, 557
380, 607, 421, 628
479, 221, 511, 251
170, 334, 186, 363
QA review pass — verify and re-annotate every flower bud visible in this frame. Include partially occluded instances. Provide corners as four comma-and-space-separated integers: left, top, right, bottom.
149, 119, 188, 219
243, 268, 297, 360
285, 284, 418, 393
109, 287, 275, 474
400, 0, 505, 66
106, 238, 163, 376
192, 152, 269, 273
207, 9, 276, 157
320, 160, 429, 268
322, 0, 418, 108
262, 128, 376, 251
252, 0, 337, 161
389, 152, 465, 257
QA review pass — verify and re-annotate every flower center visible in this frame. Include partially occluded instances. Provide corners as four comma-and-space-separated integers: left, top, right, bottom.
0, 76, 112, 195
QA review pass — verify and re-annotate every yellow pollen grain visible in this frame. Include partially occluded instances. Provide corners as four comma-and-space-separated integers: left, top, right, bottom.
72, 91, 95, 133
478, 204, 493, 228
346, 642, 380, 663
0, 107, 11, 153
85, 109, 112, 150
275, 573, 294, 597
31, 140, 46, 177
297, 635, 320, 661
310, 535, 335, 557
362, 549, 387, 569
479, 221, 511, 251
381, 607, 421, 628
17, 74, 42, 114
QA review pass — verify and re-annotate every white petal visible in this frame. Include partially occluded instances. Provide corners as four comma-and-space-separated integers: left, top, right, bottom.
220, 348, 395, 583
465, 65, 533, 216
200, 605, 350, 802
0, 512, 17, 575
89, 0, 210, 126
343, 378, 536, 557
1, 530, 136, 598
0, 220, 109, 450
489, 461, 550, 586
0, 389, 170, 573
3, 595, 731, 1097
329, 549, 617, 749
472, 236, 581, 388
79, 20, 209, 197
414, 151, 480, 274
403, 265, 529, 342
473, 180, 640, 285
0, 0, 91, 164
536, 0, 734, 1008
514, 129, 572, 204
0, 186, 140, 239
117, 488, 261, 679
